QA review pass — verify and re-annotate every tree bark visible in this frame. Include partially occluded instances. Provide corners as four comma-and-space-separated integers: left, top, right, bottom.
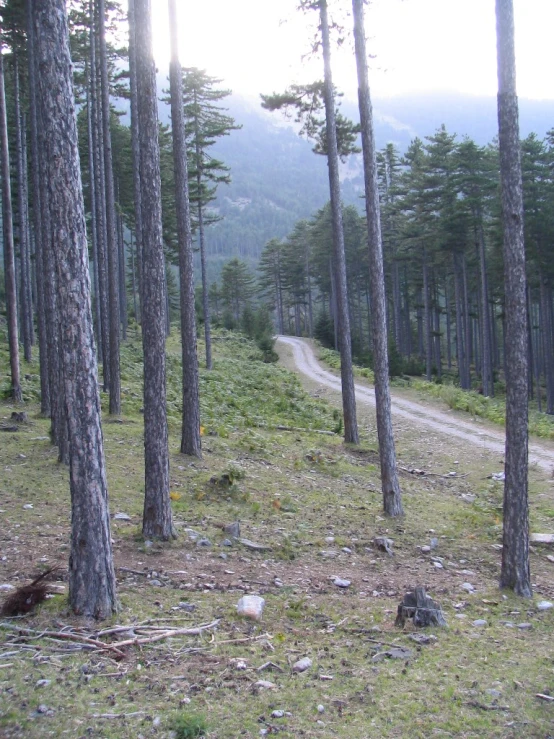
0, 30, 22, 403
135, 0, 174, 539
319, 0, 358, 444
496, 0, 531, 597
168, 0, 202, 458
14, 57, 33, 363
27, 0, 50, 416
352, 0, 402, 515
34, 0, 117, 618
98, 0, 121, 415
128, 0, 143, 321
90, 6, 110, 391
86, 55, 103, 363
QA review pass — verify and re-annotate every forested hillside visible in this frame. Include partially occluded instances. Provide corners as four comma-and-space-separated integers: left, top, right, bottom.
184, 92, 554, 277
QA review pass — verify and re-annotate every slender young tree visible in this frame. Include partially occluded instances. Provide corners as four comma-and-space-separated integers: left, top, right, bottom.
14, 57, 33, 363
0, 21, 22, 403
34, 0, 117, 618
317, 0, 358, 444
127, 0, 143, 320
182, 68, 239, 369
27, 0, 50, 416
134, 0, 174, 539
98, 0, 121, 414
352, 0, 402, 515
168, 0, 202, 458
496, 0, 531, 597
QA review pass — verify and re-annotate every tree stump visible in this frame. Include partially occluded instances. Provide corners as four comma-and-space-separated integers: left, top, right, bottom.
395, 586, 447, 628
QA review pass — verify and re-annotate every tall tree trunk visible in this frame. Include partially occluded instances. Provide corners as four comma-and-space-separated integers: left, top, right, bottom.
86, 56, 103, 362
14, 58, 33, 363
445, 276, 452, 370
98, 0, 121, 415
130, 231, 138, 321
128, 0, 143, 321
462, 255, 472, 374
34, 0, 117, 618
392, 260, 402, 354
116, 209, 128, 341
27, 0, 50, 416
0, 34, 22, 403
539, 274, 554, 414
135, 0, 174, 540
168, 0, 202, 458
496, 0, 531, 597
477, 220, 494, 396
305, 248, 314, 338
352, 0, 402, 515
423, 249, 432, 381
91, 7, 110, 390
196, 161, 213, 369
319, 0, 358, 444
433, 283, 442, 380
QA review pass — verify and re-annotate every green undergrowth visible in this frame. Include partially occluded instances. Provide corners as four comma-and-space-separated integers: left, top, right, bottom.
1, 325, 553, 738
412, 379, 554, 440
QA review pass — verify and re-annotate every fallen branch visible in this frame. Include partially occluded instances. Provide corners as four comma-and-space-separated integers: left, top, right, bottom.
109, 620, 220, 649
274, 425, 336, 436
1, 623, 125, 659
92, 711, 145, 719
466, 701, 510, 711
536, 693, 554, 702
213, 633, 273, 647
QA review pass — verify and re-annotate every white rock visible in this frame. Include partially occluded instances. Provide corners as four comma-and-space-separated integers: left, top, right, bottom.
114, 512, 131, 521
292, 657, 312, 673
237, 595, 265, 621
332, 577, 351, 588
472, 619, 487, 627
255, 680, 276, 689
537, 601, 553, 611
317, 704, 325, 714
0, 583, 15, 591
23, 504, 33, 510
462, 582, 475, 593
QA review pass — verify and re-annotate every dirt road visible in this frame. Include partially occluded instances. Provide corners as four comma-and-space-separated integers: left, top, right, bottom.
277, 335, 554, 474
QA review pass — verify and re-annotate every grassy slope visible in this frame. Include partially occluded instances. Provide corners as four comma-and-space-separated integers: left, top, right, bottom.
0, 327, 553, 738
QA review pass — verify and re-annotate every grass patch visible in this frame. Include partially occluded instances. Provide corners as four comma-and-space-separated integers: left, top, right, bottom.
0, 327, 553, 738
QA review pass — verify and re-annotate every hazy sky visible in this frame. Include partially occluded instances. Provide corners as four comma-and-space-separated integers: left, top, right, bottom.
149, 0, 554, 101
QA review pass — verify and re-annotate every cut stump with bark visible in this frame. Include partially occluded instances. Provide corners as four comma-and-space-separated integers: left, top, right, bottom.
395, 587, 447, 628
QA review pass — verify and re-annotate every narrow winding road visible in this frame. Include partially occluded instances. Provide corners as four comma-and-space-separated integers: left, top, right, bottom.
277, 335, 554, 474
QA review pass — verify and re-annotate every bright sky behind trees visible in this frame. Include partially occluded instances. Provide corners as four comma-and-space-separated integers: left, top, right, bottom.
147, 0, 554, 101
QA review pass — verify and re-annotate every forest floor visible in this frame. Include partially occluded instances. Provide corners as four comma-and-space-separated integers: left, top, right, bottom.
0, 330, 553, 738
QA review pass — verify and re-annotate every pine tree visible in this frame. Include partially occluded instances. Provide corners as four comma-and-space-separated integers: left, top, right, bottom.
352, 0, 402, 516
134, 0, 174, 540
33, 0, 117, 618
496, 0, 531, 597
181, 67, 240, 369
168, 0, 202, 459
